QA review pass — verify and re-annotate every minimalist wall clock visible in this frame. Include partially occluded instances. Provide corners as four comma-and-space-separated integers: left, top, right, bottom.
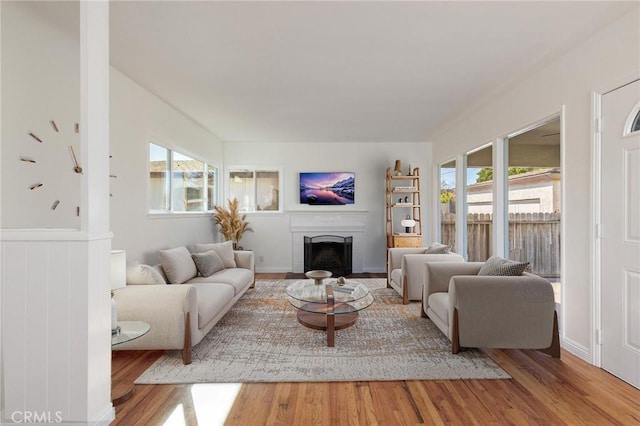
21, 119, 82, 214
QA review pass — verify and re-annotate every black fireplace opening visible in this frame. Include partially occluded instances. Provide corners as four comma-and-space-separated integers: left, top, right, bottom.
304, 235, 353, 277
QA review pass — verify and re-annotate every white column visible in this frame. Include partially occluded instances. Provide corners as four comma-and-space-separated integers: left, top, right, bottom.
494, 137, 507, 258
0, 2, 113, 424
456, 154, 467, 258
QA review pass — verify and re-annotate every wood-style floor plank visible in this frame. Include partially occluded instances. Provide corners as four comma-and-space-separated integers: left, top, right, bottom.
112, 273, 640, 425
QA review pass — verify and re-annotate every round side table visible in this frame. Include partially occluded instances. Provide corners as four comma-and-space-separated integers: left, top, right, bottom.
111, 321, 150, 405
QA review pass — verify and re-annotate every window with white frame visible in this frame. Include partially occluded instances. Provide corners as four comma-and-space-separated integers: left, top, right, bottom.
149, 142, 217, 213
228, 168, 281, 212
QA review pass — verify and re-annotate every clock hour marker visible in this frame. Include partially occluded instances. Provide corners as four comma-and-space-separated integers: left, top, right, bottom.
51, 200, 60, 210
110, 174, 118, 178
20, 157, 36, 163
50, 120, 59, 132
74, 123, 79, 133
29, 183, 43, 190
28, 132, 43, 143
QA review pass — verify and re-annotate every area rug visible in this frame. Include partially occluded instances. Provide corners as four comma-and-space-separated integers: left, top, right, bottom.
135, 279, 510, 384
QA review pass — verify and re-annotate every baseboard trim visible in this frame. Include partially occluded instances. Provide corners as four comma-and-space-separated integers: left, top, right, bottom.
561, 337, 592, 364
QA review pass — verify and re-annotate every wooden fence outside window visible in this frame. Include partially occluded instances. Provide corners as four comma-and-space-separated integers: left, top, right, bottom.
441, 212, 561, 278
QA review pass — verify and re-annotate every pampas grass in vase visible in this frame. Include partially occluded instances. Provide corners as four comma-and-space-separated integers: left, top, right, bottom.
212, 198, 253, 250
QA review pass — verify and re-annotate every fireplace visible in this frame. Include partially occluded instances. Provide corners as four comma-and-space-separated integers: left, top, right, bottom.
304, 235, 353, 277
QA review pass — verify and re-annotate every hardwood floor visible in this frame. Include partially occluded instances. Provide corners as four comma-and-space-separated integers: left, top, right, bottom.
112, 273, 640, 425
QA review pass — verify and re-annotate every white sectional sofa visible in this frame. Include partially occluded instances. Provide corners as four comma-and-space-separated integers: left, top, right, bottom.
387, 244, 464, 304
113, 242, 254, 364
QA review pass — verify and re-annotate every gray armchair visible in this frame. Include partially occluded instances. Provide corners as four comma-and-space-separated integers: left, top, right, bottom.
421, 262, 560, 357
387, 248, 464, 304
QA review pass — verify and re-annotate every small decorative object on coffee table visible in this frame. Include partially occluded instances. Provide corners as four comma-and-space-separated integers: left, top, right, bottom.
305, 269, 332, 285
286, 278, 374, 347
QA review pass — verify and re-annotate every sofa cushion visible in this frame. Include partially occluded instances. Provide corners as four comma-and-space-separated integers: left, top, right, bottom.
159, 246, 198, 284
190, 283, 235, 328
126, 262, 167, 285
478, 256, 529, 276
193, 241, 237, 268
191, 250, 225, 277
187, 268, 253, 295
428, 292, 449, 326
390, 268, 402, 286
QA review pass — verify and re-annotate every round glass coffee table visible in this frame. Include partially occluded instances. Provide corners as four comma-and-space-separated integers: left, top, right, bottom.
111, 321, 150, 405
286, 279, 374, 347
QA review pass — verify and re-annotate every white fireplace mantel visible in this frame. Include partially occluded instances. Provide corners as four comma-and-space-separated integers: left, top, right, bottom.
288, 211, 367, 273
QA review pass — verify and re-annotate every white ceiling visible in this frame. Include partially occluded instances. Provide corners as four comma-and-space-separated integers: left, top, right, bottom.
109, 1, 634, 143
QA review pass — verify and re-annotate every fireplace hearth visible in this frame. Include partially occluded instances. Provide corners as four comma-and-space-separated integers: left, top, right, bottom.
304, 235, 353, 277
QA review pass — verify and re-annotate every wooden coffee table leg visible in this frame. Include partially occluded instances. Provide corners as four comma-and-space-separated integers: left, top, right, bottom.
327, 286, 335, 347
327, 313, 335, 347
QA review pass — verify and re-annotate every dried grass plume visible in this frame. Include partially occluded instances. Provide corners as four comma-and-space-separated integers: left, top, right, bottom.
212, 198, 253, 249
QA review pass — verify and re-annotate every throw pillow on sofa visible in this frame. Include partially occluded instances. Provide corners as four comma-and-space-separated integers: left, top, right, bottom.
159, 246, 198, 284
478, 256, 529, 276
193, 241, 237, 268
126, 262, 167, 285
191, 250, 226, 277
424, 242, 451, 254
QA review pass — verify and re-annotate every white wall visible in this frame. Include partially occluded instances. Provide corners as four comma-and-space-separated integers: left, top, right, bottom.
109, 68, 225, 265
430, 8, 640, 361
224, 142, 432, 272
1, 1, 81, 229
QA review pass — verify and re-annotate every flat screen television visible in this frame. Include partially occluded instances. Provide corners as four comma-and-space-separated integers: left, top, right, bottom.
299, 172, 355, 205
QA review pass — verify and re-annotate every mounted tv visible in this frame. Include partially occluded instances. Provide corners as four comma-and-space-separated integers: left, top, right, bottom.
299, 172, 355, 205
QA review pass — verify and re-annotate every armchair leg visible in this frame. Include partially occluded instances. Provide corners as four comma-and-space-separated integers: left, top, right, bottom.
421, 304, 428, 318
451, 308, 461, 354
402, 275, 409, 305
182, 312, 192, 365
538, 311, 561, 359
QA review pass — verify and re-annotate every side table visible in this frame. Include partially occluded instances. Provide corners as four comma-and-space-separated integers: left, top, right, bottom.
111, 321, 150, 405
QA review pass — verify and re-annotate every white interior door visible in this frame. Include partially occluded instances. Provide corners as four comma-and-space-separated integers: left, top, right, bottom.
601, 79, 640, 389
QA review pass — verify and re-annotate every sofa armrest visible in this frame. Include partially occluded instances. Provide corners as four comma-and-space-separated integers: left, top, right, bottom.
387, 247, 425, 279
448, 273, 556, 348
113, 284, 198, 350
424, 262, 482, 297
234, 250, 255, 271
402, 253, 465, 298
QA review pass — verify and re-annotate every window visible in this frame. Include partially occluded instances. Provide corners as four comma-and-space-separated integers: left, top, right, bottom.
228, 168, 281, 212
149, 142, 217, 213
631, 110, 640, 133
439, 160, 456, 249
465, 144, 493, 262
507, 118, 561, 297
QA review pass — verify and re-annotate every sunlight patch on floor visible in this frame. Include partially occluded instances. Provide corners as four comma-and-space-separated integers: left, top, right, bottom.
192, 383, 242, 425
163, 404, 185, 426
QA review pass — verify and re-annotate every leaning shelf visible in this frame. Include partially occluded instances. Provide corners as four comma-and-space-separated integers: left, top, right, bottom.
385, 166, 422, 248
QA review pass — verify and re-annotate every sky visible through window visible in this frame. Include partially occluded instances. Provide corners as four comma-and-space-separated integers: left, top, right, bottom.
441, 168, 481, 187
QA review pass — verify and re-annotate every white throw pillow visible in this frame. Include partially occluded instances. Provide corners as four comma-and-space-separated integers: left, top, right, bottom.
158, 246, 198, 284
191, 250, 226, 277
424, 242, 451, 254
126, 262, 167, 285
193, 241, 237, 268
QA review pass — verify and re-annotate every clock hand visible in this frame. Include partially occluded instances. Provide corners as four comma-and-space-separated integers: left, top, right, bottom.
69, 146, 83, 174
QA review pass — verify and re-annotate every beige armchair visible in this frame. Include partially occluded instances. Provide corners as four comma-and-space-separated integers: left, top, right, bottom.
387, 248, 464, 304
421, 262, 560, 357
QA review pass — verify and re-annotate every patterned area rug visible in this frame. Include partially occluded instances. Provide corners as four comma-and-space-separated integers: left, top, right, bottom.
135, 279, 510, 384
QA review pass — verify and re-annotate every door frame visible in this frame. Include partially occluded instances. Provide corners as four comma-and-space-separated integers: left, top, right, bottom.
592, 74, 640, 367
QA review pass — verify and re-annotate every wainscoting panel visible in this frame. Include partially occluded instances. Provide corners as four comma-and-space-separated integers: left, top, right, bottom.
0, 232, 112, 424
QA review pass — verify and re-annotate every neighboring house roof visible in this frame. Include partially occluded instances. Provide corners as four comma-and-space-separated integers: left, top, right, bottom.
150, 160, 204, 173
467, 168, 560, 193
